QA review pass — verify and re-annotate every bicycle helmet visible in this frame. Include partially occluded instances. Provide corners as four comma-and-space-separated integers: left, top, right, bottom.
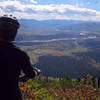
0, 15, 20, 41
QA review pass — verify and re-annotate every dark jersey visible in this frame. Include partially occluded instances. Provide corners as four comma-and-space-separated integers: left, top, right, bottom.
0, 41, 35, 100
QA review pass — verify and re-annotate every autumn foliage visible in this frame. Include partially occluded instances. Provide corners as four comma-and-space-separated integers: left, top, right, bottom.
19, 76, 100, 100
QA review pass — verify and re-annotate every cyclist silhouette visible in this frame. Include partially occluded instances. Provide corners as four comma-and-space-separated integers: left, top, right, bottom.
0, 15, 40, 100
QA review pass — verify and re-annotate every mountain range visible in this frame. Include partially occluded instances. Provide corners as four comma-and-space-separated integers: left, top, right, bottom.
18, 19, 100, 35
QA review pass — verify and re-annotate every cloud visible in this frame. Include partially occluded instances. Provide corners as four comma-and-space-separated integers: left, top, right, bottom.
0, 0, 100, 21
29, 0, 37, 4
24, 0, 38, 4
0, 1, 25, 11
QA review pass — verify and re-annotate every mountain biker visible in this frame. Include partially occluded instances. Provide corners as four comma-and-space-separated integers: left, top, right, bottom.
0, 15, 40, 100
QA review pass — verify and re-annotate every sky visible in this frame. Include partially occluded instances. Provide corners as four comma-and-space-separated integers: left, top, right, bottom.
0, 0, 100, 21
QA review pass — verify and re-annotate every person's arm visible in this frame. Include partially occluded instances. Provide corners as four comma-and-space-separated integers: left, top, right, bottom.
19, 67, 41, 82
20, 52, 40, 78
